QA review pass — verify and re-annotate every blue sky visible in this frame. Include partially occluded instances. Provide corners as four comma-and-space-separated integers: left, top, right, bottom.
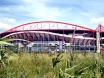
0, 0, 104, 32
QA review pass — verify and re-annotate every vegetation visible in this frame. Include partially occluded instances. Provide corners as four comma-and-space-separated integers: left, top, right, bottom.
0, 49, 104, 78
0, 39, 104, 78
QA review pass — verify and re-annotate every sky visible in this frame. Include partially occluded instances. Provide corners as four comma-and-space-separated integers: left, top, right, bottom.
0, 0, 104, 32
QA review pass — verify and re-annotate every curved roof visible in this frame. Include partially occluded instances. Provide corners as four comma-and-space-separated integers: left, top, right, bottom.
2, 31, 95, 40
3, 21, 96, 33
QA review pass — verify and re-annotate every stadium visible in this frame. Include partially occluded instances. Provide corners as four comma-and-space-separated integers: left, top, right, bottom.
0, 21, 104, 52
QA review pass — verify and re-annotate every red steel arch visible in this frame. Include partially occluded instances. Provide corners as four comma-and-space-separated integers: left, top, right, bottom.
96, 24, 104, 32
0, 21, 97, 52
3, 21, 96, 33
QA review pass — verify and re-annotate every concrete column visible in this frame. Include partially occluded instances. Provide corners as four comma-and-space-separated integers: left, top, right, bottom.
96, 31, 100, 53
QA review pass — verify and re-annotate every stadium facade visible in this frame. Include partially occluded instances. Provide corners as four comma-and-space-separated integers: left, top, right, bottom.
0, 21, 104, 52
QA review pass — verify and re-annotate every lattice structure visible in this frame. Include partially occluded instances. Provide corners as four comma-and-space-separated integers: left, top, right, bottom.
3, 21, 95, 33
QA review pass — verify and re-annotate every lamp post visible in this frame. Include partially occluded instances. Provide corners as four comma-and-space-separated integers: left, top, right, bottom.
69, 27, 77, 53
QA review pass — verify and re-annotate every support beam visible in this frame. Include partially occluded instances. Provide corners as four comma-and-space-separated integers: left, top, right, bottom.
43, 33, 47, 41
29, 32, 34, 41
21, 33, 24, 39
49, 34, 53, 41
34, 33, 38, 40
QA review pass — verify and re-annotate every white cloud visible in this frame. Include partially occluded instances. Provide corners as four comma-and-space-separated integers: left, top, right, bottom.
0, 0, 104, 32
0, 0, 65, 21
90, 17, 104, 26
20, 0, 66, 20
0, 17, 17, 31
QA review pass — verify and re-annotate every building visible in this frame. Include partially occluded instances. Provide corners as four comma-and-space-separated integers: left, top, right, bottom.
0, 21, 104, 52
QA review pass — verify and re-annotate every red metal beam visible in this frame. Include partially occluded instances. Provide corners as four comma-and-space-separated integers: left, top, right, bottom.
50, 23, 56, 29
3, 21, 96, 34
24, 33, 28, 40
78, 38, 80, 45
29, 32, 34, 41
81, 39, 85, 46
38, 32, 42, 40
13, 33, 17, 39
10, 35, 14, 39
16, 33, 20, 39
49, 34, 53, 41
55, 35, 57, 41
44, 33, 48, 41
90, 39, 94, 46
86, 39, 89, 45
34, 33, 38, 40
21, 33, 25, 39
56, 35, 59, 41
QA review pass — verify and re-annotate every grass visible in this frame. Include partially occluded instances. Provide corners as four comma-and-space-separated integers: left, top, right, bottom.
1, 50, 104, 78
3, 52, 68, 78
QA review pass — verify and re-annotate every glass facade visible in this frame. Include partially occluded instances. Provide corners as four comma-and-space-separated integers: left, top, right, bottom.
11, 40, 96, 52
